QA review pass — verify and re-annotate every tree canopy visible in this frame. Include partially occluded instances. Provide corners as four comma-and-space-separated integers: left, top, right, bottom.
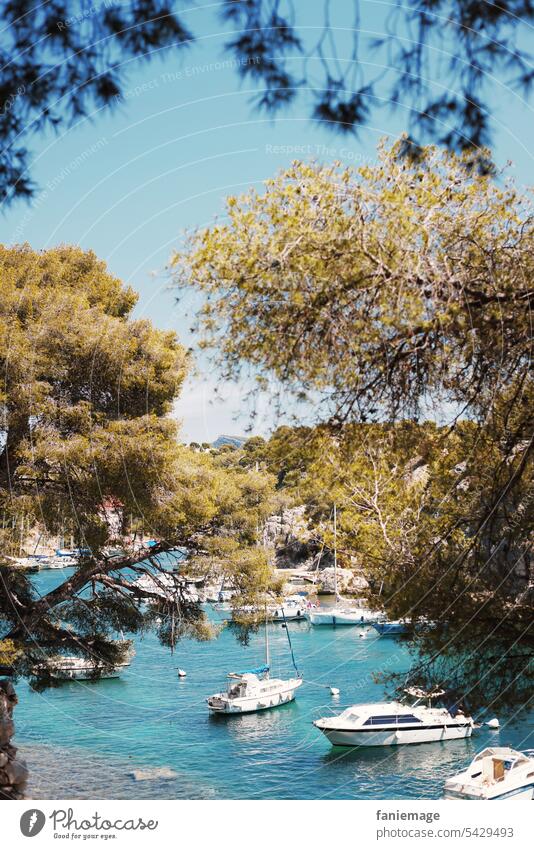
175, 142, 534, 708
174, 141, 533, 423
1, 1, 533, 203
254, 421, 533, 709
0, 244, 279, 682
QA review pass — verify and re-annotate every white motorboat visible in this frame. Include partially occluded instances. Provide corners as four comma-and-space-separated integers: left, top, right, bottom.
45, 657, 130, 680
230, 595, 308, 622
313, 688, 474, 747
36, 641, 134, 681
40, 651, 133, 681
307, 605, 382, 626
444, 748, 534, 800
8, 556, 40, 573
207, 604, 303, 714
207, 665, 303, 714
44, 555, 78, 569
271, 595, 308, 622
372, 619, 410, 636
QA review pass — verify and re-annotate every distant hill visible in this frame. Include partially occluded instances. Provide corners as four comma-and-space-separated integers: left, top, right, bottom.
212, 434, 247, 449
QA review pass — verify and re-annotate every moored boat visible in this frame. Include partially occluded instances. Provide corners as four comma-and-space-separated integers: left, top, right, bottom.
307, 605, 382, 626
43, 555, 78, 569
306, 506, 382, 626
444, 747, 534, 799
207, 602, 303, 714
372, 619, 409, 636
37, 644, 134, 681
9, 556, 40, 573
271, 595, 308, 622
207, 665, 303, 714
313, 688, 474, 747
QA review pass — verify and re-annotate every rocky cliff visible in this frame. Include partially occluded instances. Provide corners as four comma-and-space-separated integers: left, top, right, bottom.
0, 679, 28, 799
264, 506, 369, 593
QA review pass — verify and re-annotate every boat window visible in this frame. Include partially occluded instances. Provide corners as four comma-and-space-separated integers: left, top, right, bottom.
341, 709, 359, 720
363, 714, 423, 725
363, 715, 402, 725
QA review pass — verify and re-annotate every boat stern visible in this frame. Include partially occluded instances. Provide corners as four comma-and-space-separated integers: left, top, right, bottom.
206, 694, 229, 712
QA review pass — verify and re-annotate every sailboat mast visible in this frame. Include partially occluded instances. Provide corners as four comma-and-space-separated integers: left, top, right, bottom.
333, 504, 338, 599
264, 604, 270, 676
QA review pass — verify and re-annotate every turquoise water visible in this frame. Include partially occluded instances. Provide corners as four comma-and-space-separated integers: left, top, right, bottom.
15, 567, 534, 800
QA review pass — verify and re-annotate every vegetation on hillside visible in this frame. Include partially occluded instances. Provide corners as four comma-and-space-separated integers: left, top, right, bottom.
0, 245, 279, 681
175, 141, 534, 709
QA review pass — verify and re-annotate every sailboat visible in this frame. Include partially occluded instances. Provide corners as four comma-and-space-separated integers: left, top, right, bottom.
306, 506, 382, 626
206, 607, 303, 714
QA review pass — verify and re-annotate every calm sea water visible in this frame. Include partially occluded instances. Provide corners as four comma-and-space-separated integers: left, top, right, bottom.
15, 566, 534, 800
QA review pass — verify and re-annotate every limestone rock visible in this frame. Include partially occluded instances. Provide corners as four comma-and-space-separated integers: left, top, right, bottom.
263, 506, 310, 549
318, 566, 369, 595
0, 678, 27, 800
131, 766, 177, 781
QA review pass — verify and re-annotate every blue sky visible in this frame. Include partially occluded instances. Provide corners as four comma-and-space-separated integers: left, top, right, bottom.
2, 2, 533, 441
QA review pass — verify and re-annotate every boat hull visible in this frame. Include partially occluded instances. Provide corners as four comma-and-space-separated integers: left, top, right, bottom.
272, 610, 307, 622
308, 610, 380, 626
208, 679, 302, 714
51, 669, 124, 681
316, 723, 473, 747
444, 784, 534, 800
372, 622, 409, 636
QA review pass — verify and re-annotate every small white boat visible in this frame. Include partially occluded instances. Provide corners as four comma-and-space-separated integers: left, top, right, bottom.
42, 654, 133, 681
271, 596, 308, 622
307, 605, 382, 626
45, 555, 78, 569
207, 604, 303, 714
444, 748, 534, 799
372, 619, 409, 636
37, 642, 134, 681
8, 556, 40, 573
313, 688, 474, 747
207, 666, 303, 714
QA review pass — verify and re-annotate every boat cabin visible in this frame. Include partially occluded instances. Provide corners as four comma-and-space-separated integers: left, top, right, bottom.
226, 665, 269, 698
471, 748, 531, 785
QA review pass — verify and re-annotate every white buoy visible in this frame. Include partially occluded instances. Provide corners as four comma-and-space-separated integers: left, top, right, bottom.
486, 717, 500, 729
177, 669, 187, 678
359, 631, 366, 638
330, 687, 340, 696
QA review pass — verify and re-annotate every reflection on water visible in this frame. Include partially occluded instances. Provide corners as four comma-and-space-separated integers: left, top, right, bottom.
209, 699, 299, 747
15, 568, 534, 800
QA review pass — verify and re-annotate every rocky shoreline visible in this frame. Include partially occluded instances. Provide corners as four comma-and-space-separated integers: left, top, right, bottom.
15, 742, 218, 800
0, 680, 28, 799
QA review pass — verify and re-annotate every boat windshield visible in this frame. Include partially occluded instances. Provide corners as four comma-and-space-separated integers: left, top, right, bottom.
341, 709, 360, 722
473, 748, 497, 761
473, 748, 527, 766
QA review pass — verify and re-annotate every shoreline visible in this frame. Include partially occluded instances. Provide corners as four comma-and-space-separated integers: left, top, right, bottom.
19, 742, 218, 800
